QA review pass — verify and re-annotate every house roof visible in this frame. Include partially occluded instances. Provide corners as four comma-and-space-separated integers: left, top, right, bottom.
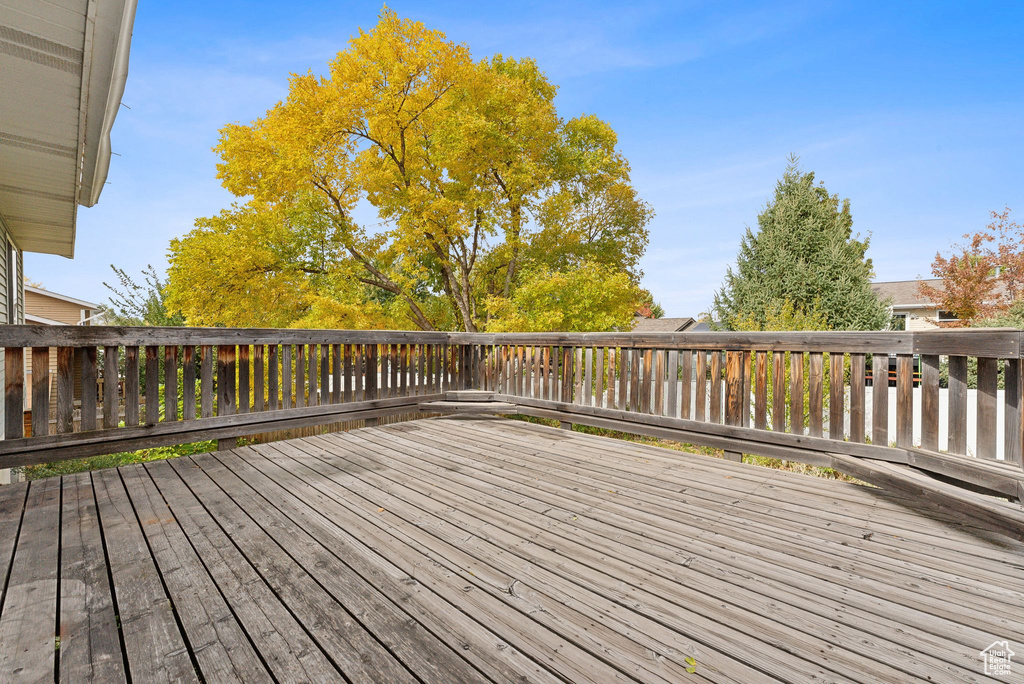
25, 284, 98, 309
871, 279, 943, 308
0, 0, 138, 257
632, 316, 697, 332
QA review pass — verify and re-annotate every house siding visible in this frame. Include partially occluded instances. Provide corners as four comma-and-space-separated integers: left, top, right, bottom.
0, 216, 24, 483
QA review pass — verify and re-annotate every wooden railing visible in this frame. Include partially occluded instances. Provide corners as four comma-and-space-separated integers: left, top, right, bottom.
1, 326, 1023, 519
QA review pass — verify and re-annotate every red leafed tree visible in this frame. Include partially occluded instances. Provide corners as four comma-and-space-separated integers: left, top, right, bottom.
918, 208, 1022, 326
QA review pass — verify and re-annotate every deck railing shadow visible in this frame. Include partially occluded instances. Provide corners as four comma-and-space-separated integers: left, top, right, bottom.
1, 326, 1022, 536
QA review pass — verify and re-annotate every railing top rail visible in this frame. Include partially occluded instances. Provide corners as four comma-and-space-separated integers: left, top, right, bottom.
0, 325, 1020, 357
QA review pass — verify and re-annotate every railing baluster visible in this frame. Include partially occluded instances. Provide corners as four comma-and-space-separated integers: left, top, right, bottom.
145, 346, 159, 425
238, 345, 250, 413
976, 357, 998, 459
268, 345, 279, 410
102, 346, 118, 429
724, 350, 744, 462
771, 351, 785, 432
5, 346, 24, 438
182, 345, 196, 421
164, 345, 178, 422
653, 350, 664, 416
665, 349, 677, 418
320, 344, 330, 404
695, 351, 707, 421
200, 345, 213, 418
332, 343, 342, 403
895, 354, 914, 447
829, 352, 845, 440
628, 349, 640, 412
640, 349, 653, 414
849, 353, 865, 443
80, 346, 97, 431
306, 344, 317, 407
1004, 357, 1023, 466
709, 351, 722, 423
124, 346, 140, 427
295, 344, 306, 408
754, 350, 767, 430
31, 347, 50, 436
57, 347, 74, 433
871, 352, 888, 447
217, 345, 236, 416
920, 354, 940, 451
679, 350, 692, 421
808, 352, 823, 437
254, 345, 265, 412
282, 345, 293, 409
789, 352, 803, 435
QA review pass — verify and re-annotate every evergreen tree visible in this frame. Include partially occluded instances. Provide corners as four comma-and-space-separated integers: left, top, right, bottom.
712, 158, 890, 331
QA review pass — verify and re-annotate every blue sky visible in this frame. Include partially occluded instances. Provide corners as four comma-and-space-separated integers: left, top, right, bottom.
27, 1, 1024, 318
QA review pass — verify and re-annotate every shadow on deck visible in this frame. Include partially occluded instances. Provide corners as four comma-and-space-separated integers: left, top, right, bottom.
1, 416, 1022, 682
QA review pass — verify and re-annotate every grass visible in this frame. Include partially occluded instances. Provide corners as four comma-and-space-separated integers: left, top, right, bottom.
20, 440, 216, 480
511, 415, 863, 483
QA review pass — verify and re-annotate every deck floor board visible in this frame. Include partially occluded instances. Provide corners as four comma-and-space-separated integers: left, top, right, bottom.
0, 415, 1021, 682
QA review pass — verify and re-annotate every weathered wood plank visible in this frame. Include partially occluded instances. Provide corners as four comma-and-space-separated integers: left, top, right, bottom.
57, 347, 75, 433
872, 353, 889, 447
268, 345, 279, 411
282, 345, 292, 409
849, 353, 865, 443
977, 357, 998, 459
6, 347, 25, 439
200, 345, 214, 419
80, 347, 97, 432
1004, 357, 1023, 466
32, 347, 51, 436
254, 345, 265, 412
59, 473, 126, 683
91, 469, 197, 683
947, 355, 968, 456
808, 352, 823, 438
182, 345, 195, 422
218, 345, 237, 417
754, 351, 767, 430
332, 343, 342, 404
695, 351, 707, 422
772, 352, 785, 432
295, 344, 306, 409
680, 350, 692, 421
238, 345, 250, 414
789, 352, 803, 435
164, 345, 178, 422
709, 351, 722, 424
829, 353, 844, 441
665, 349, 677, 418
920, 354, 940, 452
896, 354, 913, 447
0, 478, 60, 682
144, 345, 159, 426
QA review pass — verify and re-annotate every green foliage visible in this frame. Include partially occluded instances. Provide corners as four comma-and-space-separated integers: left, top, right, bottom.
103, 264, 185, 326
712, 158, 890, 331
484, 261, 639, 332
21, 440, 214, 480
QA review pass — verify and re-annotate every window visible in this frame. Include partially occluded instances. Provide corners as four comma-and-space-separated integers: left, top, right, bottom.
938, 311, 959, 323
890, 313, 907, 331
6, 240, 15, 324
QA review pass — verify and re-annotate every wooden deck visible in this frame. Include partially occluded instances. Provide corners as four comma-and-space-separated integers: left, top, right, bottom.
1, 416, 1022, 683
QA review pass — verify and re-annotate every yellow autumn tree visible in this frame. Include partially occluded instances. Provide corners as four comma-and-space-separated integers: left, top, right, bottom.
166, 9, 650, 331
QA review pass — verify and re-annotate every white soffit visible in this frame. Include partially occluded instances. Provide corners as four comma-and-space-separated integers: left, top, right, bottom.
0, 0, 137, 258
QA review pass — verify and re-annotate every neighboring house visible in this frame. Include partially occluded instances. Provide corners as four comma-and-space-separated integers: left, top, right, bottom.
871, 279, 961, 330
24, 285, 102, 426
632, 316, 700, 332
1, 0, 138, 482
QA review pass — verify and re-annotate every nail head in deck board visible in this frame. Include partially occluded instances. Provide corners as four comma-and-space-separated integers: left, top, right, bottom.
849, 353, 865, 443
920, 354, 940, 452
977, 357, 999, 460
182, 345, 196, 422
57, 347, 75, 433
200, 345, 214, 419
0, 478, 60, 682
829, 352, 844, 441
164, 345, 178, 422
32, 346, 51, 436
90, 469, 198, 683
872, 353, 889, 447
59, 473, 126, 683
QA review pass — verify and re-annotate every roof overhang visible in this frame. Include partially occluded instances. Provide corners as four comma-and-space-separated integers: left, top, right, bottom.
0, 0, 137, 258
